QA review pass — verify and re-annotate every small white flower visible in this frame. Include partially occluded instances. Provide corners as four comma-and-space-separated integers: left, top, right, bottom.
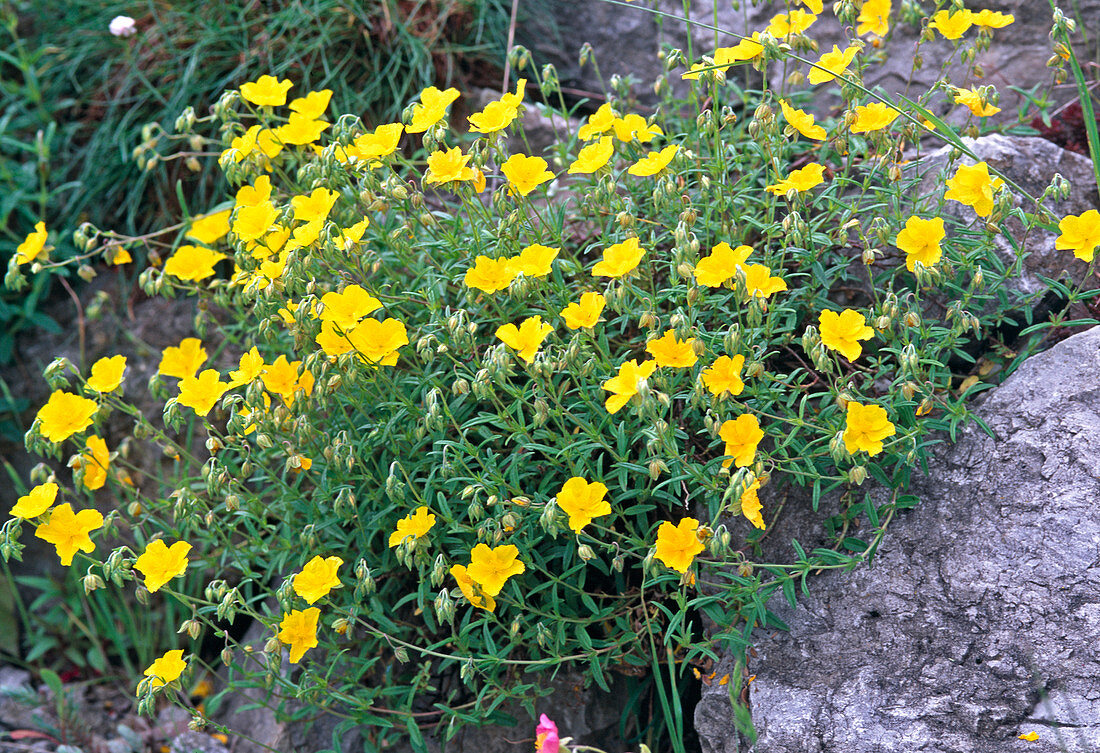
109, 15, 137, 37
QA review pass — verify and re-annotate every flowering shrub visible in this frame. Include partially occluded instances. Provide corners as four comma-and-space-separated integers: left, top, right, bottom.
4, 0, 1098, 748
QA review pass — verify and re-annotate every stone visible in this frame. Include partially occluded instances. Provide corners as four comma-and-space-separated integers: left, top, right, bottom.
170, 731, 231, 753
695, 324, 1100, 752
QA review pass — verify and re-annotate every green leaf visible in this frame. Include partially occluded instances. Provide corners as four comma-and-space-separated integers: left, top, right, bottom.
40, 667, 63, 697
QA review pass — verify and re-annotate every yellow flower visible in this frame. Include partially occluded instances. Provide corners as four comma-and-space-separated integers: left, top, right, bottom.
143, 650, 187, 691
284, 219, 324, 252
808, 44, 859, 85
408, 104, 447, 133
766, 163, 826, 195
10, 482, 58, 519
464, 255, 517, 293
577, 103, 617, 140
449, 564, 495, 611
425, 146, 477, 185
740, 476, 765, 530
262, 355, 306, 401
255, 128, 284, 159
222, 125, 258, 163
177, 369, 229, 417
592, 237, 646, 278
278, 608, 320, 664
466, 543, 525, 597
232, 201, 280, 242
500, 78, 527, 108
944, 161, 1001, 217
819, 309, 874, 361
388, 506, 436, 547
702, 354, 745, 397
714, 33, 765, 67
555, 477, 611, 533
561, 291, 606, 330
653, 518, 705, 573
973, 9, 1014, 28
856, 0, 891, 36
741, 264, 788, 298
288, 89, 333, 120
239, 75, 293, 106
767, 9, 817, 37
107, 247, 132, 265
314, 323, 357, 360
568, 136, 614, 174
186, 210, 231, 245
612, 113, 664, 143
512, 244, 559, 277
318, 284, 382, 330
72, 435, 110, 491
602, 359, 657, 414
646, 330, 698, 368
849, 102, 901, 133
291, 188, 339, 223
276, 112, 329, 145
844, 401, 896, 455
164, 245, 226, 281
1018, 731, 1039, 742
896, 216, 945, 271
235, 175, 272, 208
293, 556, 344, 604
35, 503, 104, 566
496, 315, 554, 363
345, 318, 408, 366
501, 154, 555, 196
158, 338, 206, 379
800, 0, 823, 12
681, 62, 711, 81
15, 221, 50, 265
468, 99, 520, 134
134, 539, 192, 593
406, 86, 460, 134
347, 123, 404, 163
227, 347, 267, 388
930, 9, 974, 40
951, 86, 1001, 117
627, 144, 679, 177
36, 391, 98, 443
779, 101, 827, 141
1055, 209, 1100, 263
693, 242, 752, 287
338, 218, 370, 248
718, 414, 764, 468
86, 355, 126, 393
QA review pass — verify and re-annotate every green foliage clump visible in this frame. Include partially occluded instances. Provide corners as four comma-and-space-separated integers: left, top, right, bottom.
4, 2, 1100, 750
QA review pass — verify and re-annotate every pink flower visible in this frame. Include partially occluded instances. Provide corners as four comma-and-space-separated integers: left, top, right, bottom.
535, 714, 559, 753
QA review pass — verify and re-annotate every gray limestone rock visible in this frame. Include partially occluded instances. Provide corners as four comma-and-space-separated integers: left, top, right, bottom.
170, 731, 232, 753
695, 324, 1100, 752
